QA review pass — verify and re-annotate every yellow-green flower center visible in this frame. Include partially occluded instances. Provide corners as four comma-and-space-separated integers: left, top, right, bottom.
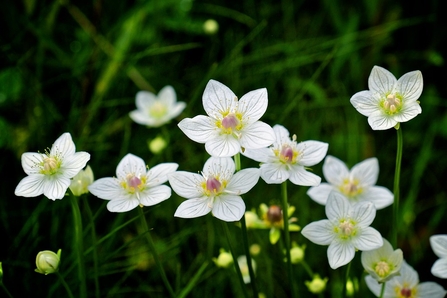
339, 179, 363, 198
381, 93, 402, 115
375, 261, 390, 277
121, 174, 146, 193
149, 102, 168, 119
216, 112, 243, 135
335, 220, 357, 240
202, 176, 227, 197
40, 156, 61, 175
396, 286, 414, 298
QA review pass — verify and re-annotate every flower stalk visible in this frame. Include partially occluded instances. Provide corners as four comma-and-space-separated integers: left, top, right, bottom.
70, 195, 87, 298
281, 181, 296, 297
391, 127, 403, 248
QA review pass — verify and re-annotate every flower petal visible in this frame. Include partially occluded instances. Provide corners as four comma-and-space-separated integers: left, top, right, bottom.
226, 168, 259, 194
396, 70, 423, 102
272, 124, 290, 143
174, 197, 211, 218
15, 175, 45, 197
368, 65, 397, 96
88, 177, 123, 200
242, 147, 272, 163
139, 185, 172, 206
212, 194, 245, 222
368, 111, 397, 130
325, 192, 350, 221
202, 80, 237, 117
146, 163, 179, 187
107, 195, 139, 212
301, 219, 334, 245
393, 100, 421, 123
43, 176, 71, 200
322, 155, 349, 186
51, 133, 76, 158
259, 162, 289, 184
352, 201, 376, 227
431, 258, 447, 279
364, 275, 382, 297
21, 152, 44, 175
351, 157, 378, 186
238, 88, 268, 123
327, 240, 355, 269
307, 183, 334, 205
167, 101, 186, 119
430, 235, 447, 258
352, 227, 382, 251
202, 157, 235, 177
399, 261, 419, 287
178, 116, 217, 144
205, 134, 241, 157
350, 90, 378, 117
288, 165, 322, 186
416, 282, 447, 298
360, 186, 394, 210
136, 90, 156, 111
168, 172, 204, 199
239, 121, 275, 150
296, 141, 328, 167
129, 110, 151, 126
62, 152, 90, 178
158, 85, 176, 107
116, 154, 146, 179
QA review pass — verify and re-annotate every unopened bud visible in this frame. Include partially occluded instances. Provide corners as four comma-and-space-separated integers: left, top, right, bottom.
35, 249, 61, 275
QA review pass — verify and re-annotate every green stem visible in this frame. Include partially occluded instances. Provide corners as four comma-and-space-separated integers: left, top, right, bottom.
0, 282, 14, 298
391, 127, 403, 248
55, 271, 75, 298
300, 260, 314, 278
137, 207, 176, 298
281, 181, 296, 297
379, 282, 386, 298
70, 195, 87, 298
82, 196, 100, 298
240, 215, 258, 297
342, 262, 352, 298
221, 221, 249, 298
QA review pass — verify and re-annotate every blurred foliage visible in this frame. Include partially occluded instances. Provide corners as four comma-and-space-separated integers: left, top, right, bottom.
1, 0, 446, 297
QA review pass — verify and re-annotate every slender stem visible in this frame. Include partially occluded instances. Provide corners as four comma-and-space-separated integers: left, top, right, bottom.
82, 196, 100, 298
137, 207, 176, 298
70, 195, 87, 298
281, 181, 296, 297
221, 221, 249, 298
300, 260, 314, 278
0, 282, 14, 298
240, 215, 258, 297
234, 152, 241, 171
342, 262, 352, 298
379, 282, 386, 298
391, 127, 403, 248
55, 271, 75, 298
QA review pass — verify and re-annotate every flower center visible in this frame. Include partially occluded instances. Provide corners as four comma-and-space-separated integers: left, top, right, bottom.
266, 205, 283, 225
399, 288, 413, 298
277, 144, 298, 164
375, 261, 390, 277
206, 177, 222, 194
123, 174, 145, 193
149, 102, 168, 119
382, 94, 402, 115
340, 179, 362, 198
41, 157, 61, 175
337, 220, 356, 239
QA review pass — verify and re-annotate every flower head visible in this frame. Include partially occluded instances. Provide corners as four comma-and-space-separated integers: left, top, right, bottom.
88, 153, 178, 212
243, 124, 328, 186
361, 237, 403, 282
35, 249, 61, 275
69, 165, 94, 196
15, 133, 91, 200
365, 261, 447, 298
307, 155, 393, 209
350, 66, 423, 130
169, 156, 260, 222
430, 234, 447, 278
129, 86, 186, 127
178, 79, 275, 157
301, 192, 383, 269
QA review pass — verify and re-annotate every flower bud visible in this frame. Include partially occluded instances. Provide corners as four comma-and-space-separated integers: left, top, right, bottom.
203, 19, 219, 35
290, 244, 305, 264
213, 249, 233, 268
148, 136, 167, 155
69, 165, 94, 196
305, 274, 328, 294
35, 249, 61, 275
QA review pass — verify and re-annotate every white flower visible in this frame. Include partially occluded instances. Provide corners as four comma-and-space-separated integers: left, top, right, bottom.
15, 133, 91, 201
350, 65, 423, 130
178, 79, 275, 157
129, 86, 186, 127
301, 192, 383, 269
169, 156, 260, 222
307, 155, 393, 209
365, 261, 447, 298
243, 124, 328, 186
88, 153, 178, 212
361, 237, 403, 283
430, 234, 447, 278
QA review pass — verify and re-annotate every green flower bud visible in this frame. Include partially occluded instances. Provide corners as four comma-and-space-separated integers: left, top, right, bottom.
148, 136, 167, 155
35, 249, 61, 275
69, 165, 94, 196
213, 249, 233, 268
305, 274, 328, 294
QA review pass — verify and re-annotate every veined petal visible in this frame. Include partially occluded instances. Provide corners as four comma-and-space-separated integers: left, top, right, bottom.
205, 134, 240, 157
327, 240, 355, 269
226, 168, 259, 194
239, 121, 275, 150
393, 100, 421, 123
136, 91, 156, 111
360, 186, 393, 210
174, 197, 211, 218
350, 90, 378, 117
146, 163, 179, 187
242, 147, 272, 163
202, 80, 237, 117
178, 116, 217, 144
158, 85, 176, 107
259, 162, 289, 184
168, 172, 204, 198
21, 152, 44, 175
350, 157, 378, 186
88, 177, 123, 200
296, 141, 328, 166
15, 175, 45, 197
368, 111, 397, 130
417, 282, 447, 298
43, 176, 71, 200
62, 152, 90, 178
272, 124, 290, 143
238, 88, 268, 123
139, 185, 172, 206
399, 261, 419, 287
396, 70, 423, 102
352, 227, 382, 251
212, 195, 245, 222
325, 192, 350, 221
107, 195, 139, 212
307, 183, 334, 205
323, 156, 349, 186
430, 235, 447, 258
352, 201, 376, 227
288, 165, 322, 186
51, 133, 76, 158
368, 66, 397, 96
301, 219, 334, 245
116, 154, 146, 179
203, 157, 235, 177
431, 258, 447, 279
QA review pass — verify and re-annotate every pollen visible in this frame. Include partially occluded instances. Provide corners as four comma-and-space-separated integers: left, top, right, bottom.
40, 156, 61, 175
382, 94, 402, 115
375, 261, 390, 277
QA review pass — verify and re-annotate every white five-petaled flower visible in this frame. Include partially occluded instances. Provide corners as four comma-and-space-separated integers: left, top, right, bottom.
169, 156, 260, 222
15, 132, 90, 201
307, 155, 393, 209
243, 124, 328, 186
365, 261, 447, 298
430, 234, 447, 278
350, 65, 423, 130
88, 153, 178, 212
178, 79, 275, 157
301, 192, 383, 269
129, 85, 186, 127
